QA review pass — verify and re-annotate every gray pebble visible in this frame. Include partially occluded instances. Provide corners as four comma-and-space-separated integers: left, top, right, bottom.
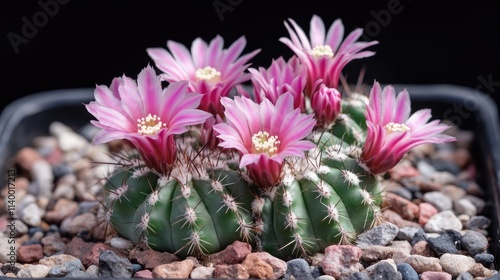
416, 160, 436, 178
356, 222, 399, 247
461, 230, 488, 256
410, 229, 428, 246
48, 259, 84, 277
367, 261, 402, 280
427, 230, 461, 255
396, 227, 421, 242
284, 259, 314, 280
457, 271, 474, 280
132, 263, 143, 273
345, 271, 369, 279
396, 263, 418, 280
474, 253, 495, 267
467, 215, 491, 230
98, 250, 133, 278
66, 270, 98, 278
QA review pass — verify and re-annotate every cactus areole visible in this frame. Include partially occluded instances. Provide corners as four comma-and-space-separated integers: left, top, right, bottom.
87, 14, 456, 260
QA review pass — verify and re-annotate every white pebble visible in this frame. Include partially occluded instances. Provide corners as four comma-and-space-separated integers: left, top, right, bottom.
454, 198, 477, 217
20, 203, 45, 227
110, 237, 134, 250
31, 159, 54, 198
424, 210, 462, 233
422, 191, 453, 212
50, 121, 90, 152
440, 253, 476, 277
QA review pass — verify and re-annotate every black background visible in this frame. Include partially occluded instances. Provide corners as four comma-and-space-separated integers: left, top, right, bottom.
2, 1, 500, 114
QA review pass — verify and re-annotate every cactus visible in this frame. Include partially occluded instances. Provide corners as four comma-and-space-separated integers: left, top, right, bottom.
103, 146, 256, 258
87, 14, 455, 261
252, 132, 383, 259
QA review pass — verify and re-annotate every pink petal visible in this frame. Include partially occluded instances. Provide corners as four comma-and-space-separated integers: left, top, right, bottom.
310, 14, 326, 47
191, 37, 208, 67
137, 65, 163, 115
167, 40, 196, 74
325, 18, 344, 52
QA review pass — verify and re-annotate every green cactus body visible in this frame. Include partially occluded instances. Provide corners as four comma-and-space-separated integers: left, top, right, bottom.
331, 113, 366, 146
341, 93, 369, 130
104, 158, 255, 258
253, 132, 382, 259
103, 130, 382, 260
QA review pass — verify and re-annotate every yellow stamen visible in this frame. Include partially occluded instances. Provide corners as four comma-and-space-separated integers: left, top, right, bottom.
137, 113, 166, 135
311, 45, 334, 58
195, 66, 221, 83
251, 131, 280, 156
384, 122, 410, 134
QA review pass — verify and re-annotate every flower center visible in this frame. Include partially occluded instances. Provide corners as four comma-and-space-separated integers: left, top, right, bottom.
195, 66, 221, 83
137, 113, 166, 135
311, 45, 334, 58
251, 131, 280, 156
384, 122, 410, 134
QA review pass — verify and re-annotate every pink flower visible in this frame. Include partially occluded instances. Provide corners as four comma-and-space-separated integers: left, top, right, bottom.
213, 93, 316, 189
85, 65, 211, 174
248, 56, 306, 110
360, 81, 456, 174
311, 81, 342, 127
146, 35, 261, 117
280, 15, 378, 96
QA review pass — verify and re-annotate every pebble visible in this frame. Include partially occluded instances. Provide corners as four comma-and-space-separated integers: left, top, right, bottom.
190, 266, 215, 279
427, 230, 462, 256
151, 259, 195, 279
213, 264, 249, 279
284, 258, 314, 280
17, 244, 44, 263
396, 227, 422, 241
422, 191, 453, 211
110, 237, 134, 250
403, 255, 442, 274
321, 245, 363, 279
461, 230, 488, 256
17, 264, 51, 278
48, 259, 85, 277
424, 210, 463, 233
396, 263, 419, 280
365, 260, 402, 279
241, 253, 274, 279
466, 215, 491, 230
440, 253, 476, 277
98, 250, 134, 278
19, 202, 45, 227
355, 222, 399, 247
420, 271, 452, 280
474, 253, 495, 267
454, 198, 477, 216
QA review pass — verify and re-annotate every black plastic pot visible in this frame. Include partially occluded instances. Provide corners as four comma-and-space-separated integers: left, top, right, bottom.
0, 84, 499, 267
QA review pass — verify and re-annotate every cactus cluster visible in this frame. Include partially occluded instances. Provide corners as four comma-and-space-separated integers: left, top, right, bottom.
100, 97, 382, 259
87, 14, 455, 260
